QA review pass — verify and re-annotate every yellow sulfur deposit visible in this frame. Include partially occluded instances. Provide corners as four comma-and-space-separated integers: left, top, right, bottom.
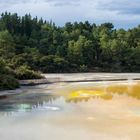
67, 82, 140, 102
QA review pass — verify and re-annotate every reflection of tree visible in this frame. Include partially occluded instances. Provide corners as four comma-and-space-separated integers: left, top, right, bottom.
0, 94, 61, 116
0, 82, 140, 116
32, 95, 60, 109
66, 97, 92, 103
0, 95, 8, 100
66, 82, 140, 103
66, 94, 113, 103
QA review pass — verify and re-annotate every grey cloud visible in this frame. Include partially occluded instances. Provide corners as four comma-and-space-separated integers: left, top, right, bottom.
0, 0, 32, 9
44, 0, 80, 7
0, 0, 30, 4
99, 0, 140, 15
54, 2, 80, 7
0, 0, 80, 6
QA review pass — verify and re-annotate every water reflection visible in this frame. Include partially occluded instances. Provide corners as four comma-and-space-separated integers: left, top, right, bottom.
1, 80, 140, 140
0, 93, 61, 116
66, 82, 140, 102
0, 81, 140, 115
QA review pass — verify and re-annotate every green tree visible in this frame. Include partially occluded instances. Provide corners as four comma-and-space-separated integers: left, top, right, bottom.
0, 30, 15, 59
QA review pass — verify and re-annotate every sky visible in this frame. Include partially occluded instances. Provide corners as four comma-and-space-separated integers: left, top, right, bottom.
0, 0, 140, 29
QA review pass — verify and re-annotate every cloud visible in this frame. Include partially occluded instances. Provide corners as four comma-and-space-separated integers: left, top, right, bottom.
98, 0, 140, 15
43, 0, 80, 7
1, 0, 140, 15
53, 2, 79, 7
0, 0, 80, 5
0, 0, 30, 4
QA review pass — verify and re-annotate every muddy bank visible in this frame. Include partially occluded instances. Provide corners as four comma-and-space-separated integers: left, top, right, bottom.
43, 73, 140, 81
20, 73, 140, 85
1, 73, 140, 96
19, 78, 49, 86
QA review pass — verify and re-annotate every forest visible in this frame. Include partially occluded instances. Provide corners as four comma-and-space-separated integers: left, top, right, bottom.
0, 12, 140, 89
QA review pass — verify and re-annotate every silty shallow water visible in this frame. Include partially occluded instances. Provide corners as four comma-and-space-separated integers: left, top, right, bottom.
0, 74, 140, 140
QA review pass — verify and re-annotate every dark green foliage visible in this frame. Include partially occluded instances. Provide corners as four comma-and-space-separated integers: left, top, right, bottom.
0, 58, 19, 90
39, 55, 69, 73
0, 12, 139, 88
0, 74, 19, 90
15, 65, 43, 80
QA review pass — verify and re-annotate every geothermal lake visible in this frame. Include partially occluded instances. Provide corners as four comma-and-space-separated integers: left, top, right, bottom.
0, 73, 140, 140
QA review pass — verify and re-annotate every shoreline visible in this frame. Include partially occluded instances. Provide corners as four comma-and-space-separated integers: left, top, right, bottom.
1, 73, 140, 96
19, 78, 140, 86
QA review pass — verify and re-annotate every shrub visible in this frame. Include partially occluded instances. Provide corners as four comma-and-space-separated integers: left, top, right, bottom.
15, 65, 43, 80
0, 74, 19, 90
79, 65, 88, 72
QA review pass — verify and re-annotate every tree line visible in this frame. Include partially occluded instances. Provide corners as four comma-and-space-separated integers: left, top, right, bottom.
0, 12, 140, 89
